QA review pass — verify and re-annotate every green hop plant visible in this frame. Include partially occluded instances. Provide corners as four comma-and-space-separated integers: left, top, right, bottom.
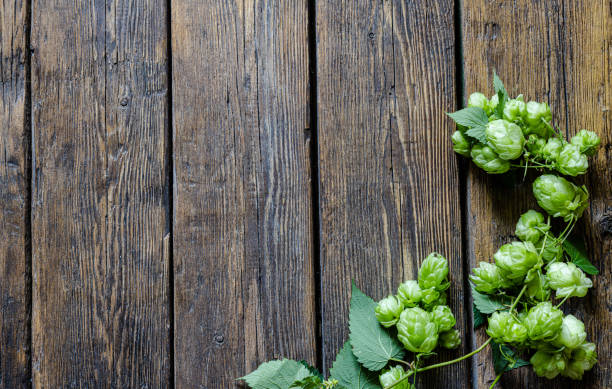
485, 119, 525, 160
439, 329, 461, 349
397, 280, 422, 307
526, 271, 551, 302
570, 129, 600, 156
469, 261, 509, 293
557, 144, 588, 176
530, 350, 566, 379
553, 315, 586, 349
470, 144, 511, 174
524, 302, 563, 342
532, 174, 589, 222
526, 135, 546, 156
493, 241, 540, 282
418, 253, 450, 291
486, 311, 528, 344
524, 101, 552, 137
534, 237, 563, 263
515, 210, 549, 243
561, 342, 597, 380
451, 130, 471, 157
546, 262, 593, 298
503, 97, 526, 123
467, 92, 489, 112
541, 137, 564, 161
396, 307, 439, 353
379, 366, 412, 389
420, 287, 441, 307
431, 305, 456, 332
375, 295, 404, 327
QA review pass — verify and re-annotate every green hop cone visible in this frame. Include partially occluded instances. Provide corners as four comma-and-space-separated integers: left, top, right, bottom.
570, 129, 600, 156
534, 236, 563, 263
541, 137, 564, 162
452, 130, 471, 157
379, 366, 412, 389
557, 144, 588, 176
546, 262, 593, 298
503, 97, 526, 123
396, 307, 439, 353
488, 93, 500, 113
524, 101, 553, 137
531, 350, 566, 379
515, 210, 549, 243
553, 315, 587, 349
532, 174, 589, 222
562, 341, 597, 380
397, 280, 422, 308
526, 135, 546, 156
493, 241, 540, 282
469, 261, 509, 293
526, 271, 551, 302
375, 295, 404, 327
485, 119, 525, 160
467, 92, 489, 112
418, 253, 450, 291
420, 287, 441, 307
486, 311, 528, 344
524, 301, 563, 342
431, 305, 456, 332
470, 144, 511, 174
423, 291, 447, 311
439, 329, 461, 349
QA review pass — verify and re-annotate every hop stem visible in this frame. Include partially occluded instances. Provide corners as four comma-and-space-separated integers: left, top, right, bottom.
489, 372, 503, 389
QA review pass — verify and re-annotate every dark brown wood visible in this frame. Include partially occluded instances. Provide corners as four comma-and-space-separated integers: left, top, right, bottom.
316, 1, 469, 386
0, 1, 29, 387
171, 1, 316, 387
31, 0, 170, 386
462, 1, 610, 387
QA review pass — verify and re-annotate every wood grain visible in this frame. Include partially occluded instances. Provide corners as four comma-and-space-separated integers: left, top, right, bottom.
462, 0, 611, 387
0, 1, 29, 387
171, 1, 316, 387
31, 0, 170, 386
316, 1, 469, 386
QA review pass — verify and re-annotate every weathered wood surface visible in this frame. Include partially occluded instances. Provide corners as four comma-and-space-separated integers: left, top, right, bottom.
31, 0, 170, 387
0, 1, 29, 387
463, 0, 611, 388
171, 1, 316, 387
316, 0, 470, 386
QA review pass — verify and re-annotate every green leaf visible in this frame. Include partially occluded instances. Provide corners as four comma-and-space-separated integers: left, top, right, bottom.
563, 237, 599, 275
471, 284, 506, 314
348, 283, 405, 371
298, 361, 323, 381
491, 341, 530, 375
240, 359, 312, 389
330, 342, 381, 389
493, 70, 508, 97
290, 376, 322, 389
493, 71, 509, 118
446, 107, 489, 129
465, 125, 488, 144
473, 303, 485, 329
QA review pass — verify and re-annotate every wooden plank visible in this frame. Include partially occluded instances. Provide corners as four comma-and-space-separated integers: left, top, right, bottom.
171, 1, 315, 387
316, 1, 469, 386
31, 0, 170, 386
0, 1, 29, 387
462, 1, 611, 387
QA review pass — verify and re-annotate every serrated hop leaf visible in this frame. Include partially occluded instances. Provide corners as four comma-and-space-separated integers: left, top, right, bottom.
553, 315, 587, 350
469, 262, 509, 294
439, 329, 461, 349
468, 92, 489, 112
524, 302, 563, 342
378, 366, 412, 389
530, 350, 566, 379
375, 295, 404, 328
396, 307, 439, 353
503, 97, 526, 123
570, 129, 600, 156
532, 174, 589, 222
396, 280, 422, 308
486, 311, 528, 345
485, 119, 525, 160
470, 144, 510, 174
430, 305, 456, 332
524, 101, 553, 137
561, 341, 597, 380
494, 241, 540, 282
557, 144, 588, 176
541, 137, 564, 162
451, 130, 471, 157
534, 236, 563, 263
546, 262, 593, 298
418, 253, 450, 291
515, 210, 549, 244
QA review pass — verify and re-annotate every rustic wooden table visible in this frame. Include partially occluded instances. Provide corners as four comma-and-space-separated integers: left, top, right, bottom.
0, 1, 609, 388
